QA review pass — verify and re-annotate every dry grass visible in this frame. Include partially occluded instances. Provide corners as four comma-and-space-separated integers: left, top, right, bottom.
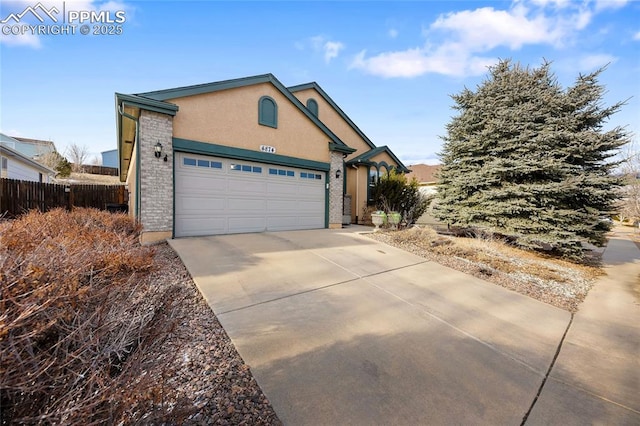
368, 227, 603, 312
0, 208, 193, 424
54, 172, 122, 185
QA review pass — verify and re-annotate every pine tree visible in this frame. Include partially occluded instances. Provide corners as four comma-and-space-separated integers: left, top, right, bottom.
434, 59, 629, 260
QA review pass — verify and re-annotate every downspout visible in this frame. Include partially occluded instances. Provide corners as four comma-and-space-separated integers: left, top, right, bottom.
117, 104, 140, 219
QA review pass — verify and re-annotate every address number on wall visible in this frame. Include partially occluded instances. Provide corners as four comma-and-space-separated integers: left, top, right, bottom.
260, 145, 276, 154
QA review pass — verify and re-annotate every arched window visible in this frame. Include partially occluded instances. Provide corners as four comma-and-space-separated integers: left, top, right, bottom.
307, 98, 319, 117
258, 96, 278, 128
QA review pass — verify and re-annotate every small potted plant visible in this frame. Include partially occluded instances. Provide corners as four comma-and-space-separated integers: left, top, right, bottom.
371, 210, 387, 230
387, 211, 401, 229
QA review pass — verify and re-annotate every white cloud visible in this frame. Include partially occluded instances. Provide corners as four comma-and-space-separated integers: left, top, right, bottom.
350, 45, 495, 78
306, 35, 345, 63
595, 0, 628, 11
388, 28, 398, 38
350, 0, 625, 78
0, 31, 42, 48
323, 41, 345, 63
633, 31, 640, 41
578, 53, 617, 70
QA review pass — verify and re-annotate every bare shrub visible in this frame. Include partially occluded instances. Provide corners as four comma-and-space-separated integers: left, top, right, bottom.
0, 208, 190, 424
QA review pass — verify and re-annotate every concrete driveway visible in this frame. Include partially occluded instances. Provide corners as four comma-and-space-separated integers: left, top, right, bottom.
169, 227, 571, 425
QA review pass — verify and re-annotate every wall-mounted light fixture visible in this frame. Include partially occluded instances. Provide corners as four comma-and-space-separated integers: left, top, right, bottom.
335, 169, 342, 179
154, 142, 162, 158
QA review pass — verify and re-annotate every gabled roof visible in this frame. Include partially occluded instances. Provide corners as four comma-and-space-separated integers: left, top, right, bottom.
0, 133, 56, 159
406, 164, 441, 184
134, 74, 354, 154
288, 82, 376, 150
115, 92, 179, 116
346, 146, 409, 173
0, 143, 56, 175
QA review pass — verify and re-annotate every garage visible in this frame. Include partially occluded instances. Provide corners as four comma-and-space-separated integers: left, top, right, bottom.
174, 152, 326, 237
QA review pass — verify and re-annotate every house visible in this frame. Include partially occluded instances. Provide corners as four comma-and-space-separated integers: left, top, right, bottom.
406, 164, 441, 195
1, 134, 56, 160
1, 142, 56, 182
406, 164, 442, 226
115, 73, 408, 243
101, 149, 118, 168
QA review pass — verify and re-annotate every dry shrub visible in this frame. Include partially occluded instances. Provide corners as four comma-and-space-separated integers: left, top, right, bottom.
0, 208, 188, 424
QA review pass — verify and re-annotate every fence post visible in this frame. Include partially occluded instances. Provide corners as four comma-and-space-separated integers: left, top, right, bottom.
65, 185, 72, 211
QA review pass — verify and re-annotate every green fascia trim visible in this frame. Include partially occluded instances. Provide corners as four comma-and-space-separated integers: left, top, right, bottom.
137, 74, 275, 100
329, 142, 356, 154
135, 73, 352, 151
346, 145, 409, 173
173, 138, 331, 171
115, 93, 178, 116
288, 82, 377, 150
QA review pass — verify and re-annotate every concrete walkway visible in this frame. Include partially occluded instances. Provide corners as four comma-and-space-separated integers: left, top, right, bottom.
168, 226, 639, 425
526, 227, 640, 425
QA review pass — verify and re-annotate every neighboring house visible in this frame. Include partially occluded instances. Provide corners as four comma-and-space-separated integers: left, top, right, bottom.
2, 134, 57, 160
101, 149, 118, 168
406, 164, 442, 226
0, 143, 56, 182
115, 73, 409, 243
406, 164, 441, 196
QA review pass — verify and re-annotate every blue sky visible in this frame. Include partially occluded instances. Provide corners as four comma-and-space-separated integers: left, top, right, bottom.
1, 0, 638, 165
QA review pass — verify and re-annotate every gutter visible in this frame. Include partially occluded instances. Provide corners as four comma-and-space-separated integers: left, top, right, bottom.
117, 104, 140, 219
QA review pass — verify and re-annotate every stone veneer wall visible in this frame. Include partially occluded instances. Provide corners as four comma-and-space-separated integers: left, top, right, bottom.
328, 151, 344, 228
138, 110, 173, 235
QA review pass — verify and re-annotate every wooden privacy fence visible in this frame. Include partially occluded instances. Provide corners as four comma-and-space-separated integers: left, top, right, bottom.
1, 178, 128, 218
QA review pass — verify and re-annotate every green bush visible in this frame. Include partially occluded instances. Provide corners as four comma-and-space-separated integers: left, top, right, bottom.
371, 170, 429, 224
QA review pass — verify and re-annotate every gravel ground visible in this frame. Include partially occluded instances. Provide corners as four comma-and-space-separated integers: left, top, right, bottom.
366, 227, 601, 312
139, 243, 282, 425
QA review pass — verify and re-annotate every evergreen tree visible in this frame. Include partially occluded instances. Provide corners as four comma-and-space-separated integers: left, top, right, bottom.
434, 59, 629, 260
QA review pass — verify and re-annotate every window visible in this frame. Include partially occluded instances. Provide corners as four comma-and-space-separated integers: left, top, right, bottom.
369, 168, 379, 185
269, 167, 295, 177
258, 96, 278, 128
307, 98, 318, 117
231, 163, 263, 174
301, 172, 322, 180
197, 159, 210, 168
211, 161, 223, 169
183, 158, 197, 166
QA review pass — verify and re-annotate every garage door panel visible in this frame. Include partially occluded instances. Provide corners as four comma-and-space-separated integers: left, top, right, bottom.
267, 181, 299, 196
228, 217, 266, 233
177, 175, 226, 193
177, 217, 227, 237
175, 153, 325, 237
267, 199, 302, 211
228, 197, 268, 211
296, 200, 324, 212
228, 179, 267, 193
176, 195, 225, 213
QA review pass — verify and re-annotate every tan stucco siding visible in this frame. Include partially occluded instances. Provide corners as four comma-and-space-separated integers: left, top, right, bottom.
292, 88, 373, 160
369, 152, 398, 171
345, 166, 371, 223
169, 84, 330, 163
